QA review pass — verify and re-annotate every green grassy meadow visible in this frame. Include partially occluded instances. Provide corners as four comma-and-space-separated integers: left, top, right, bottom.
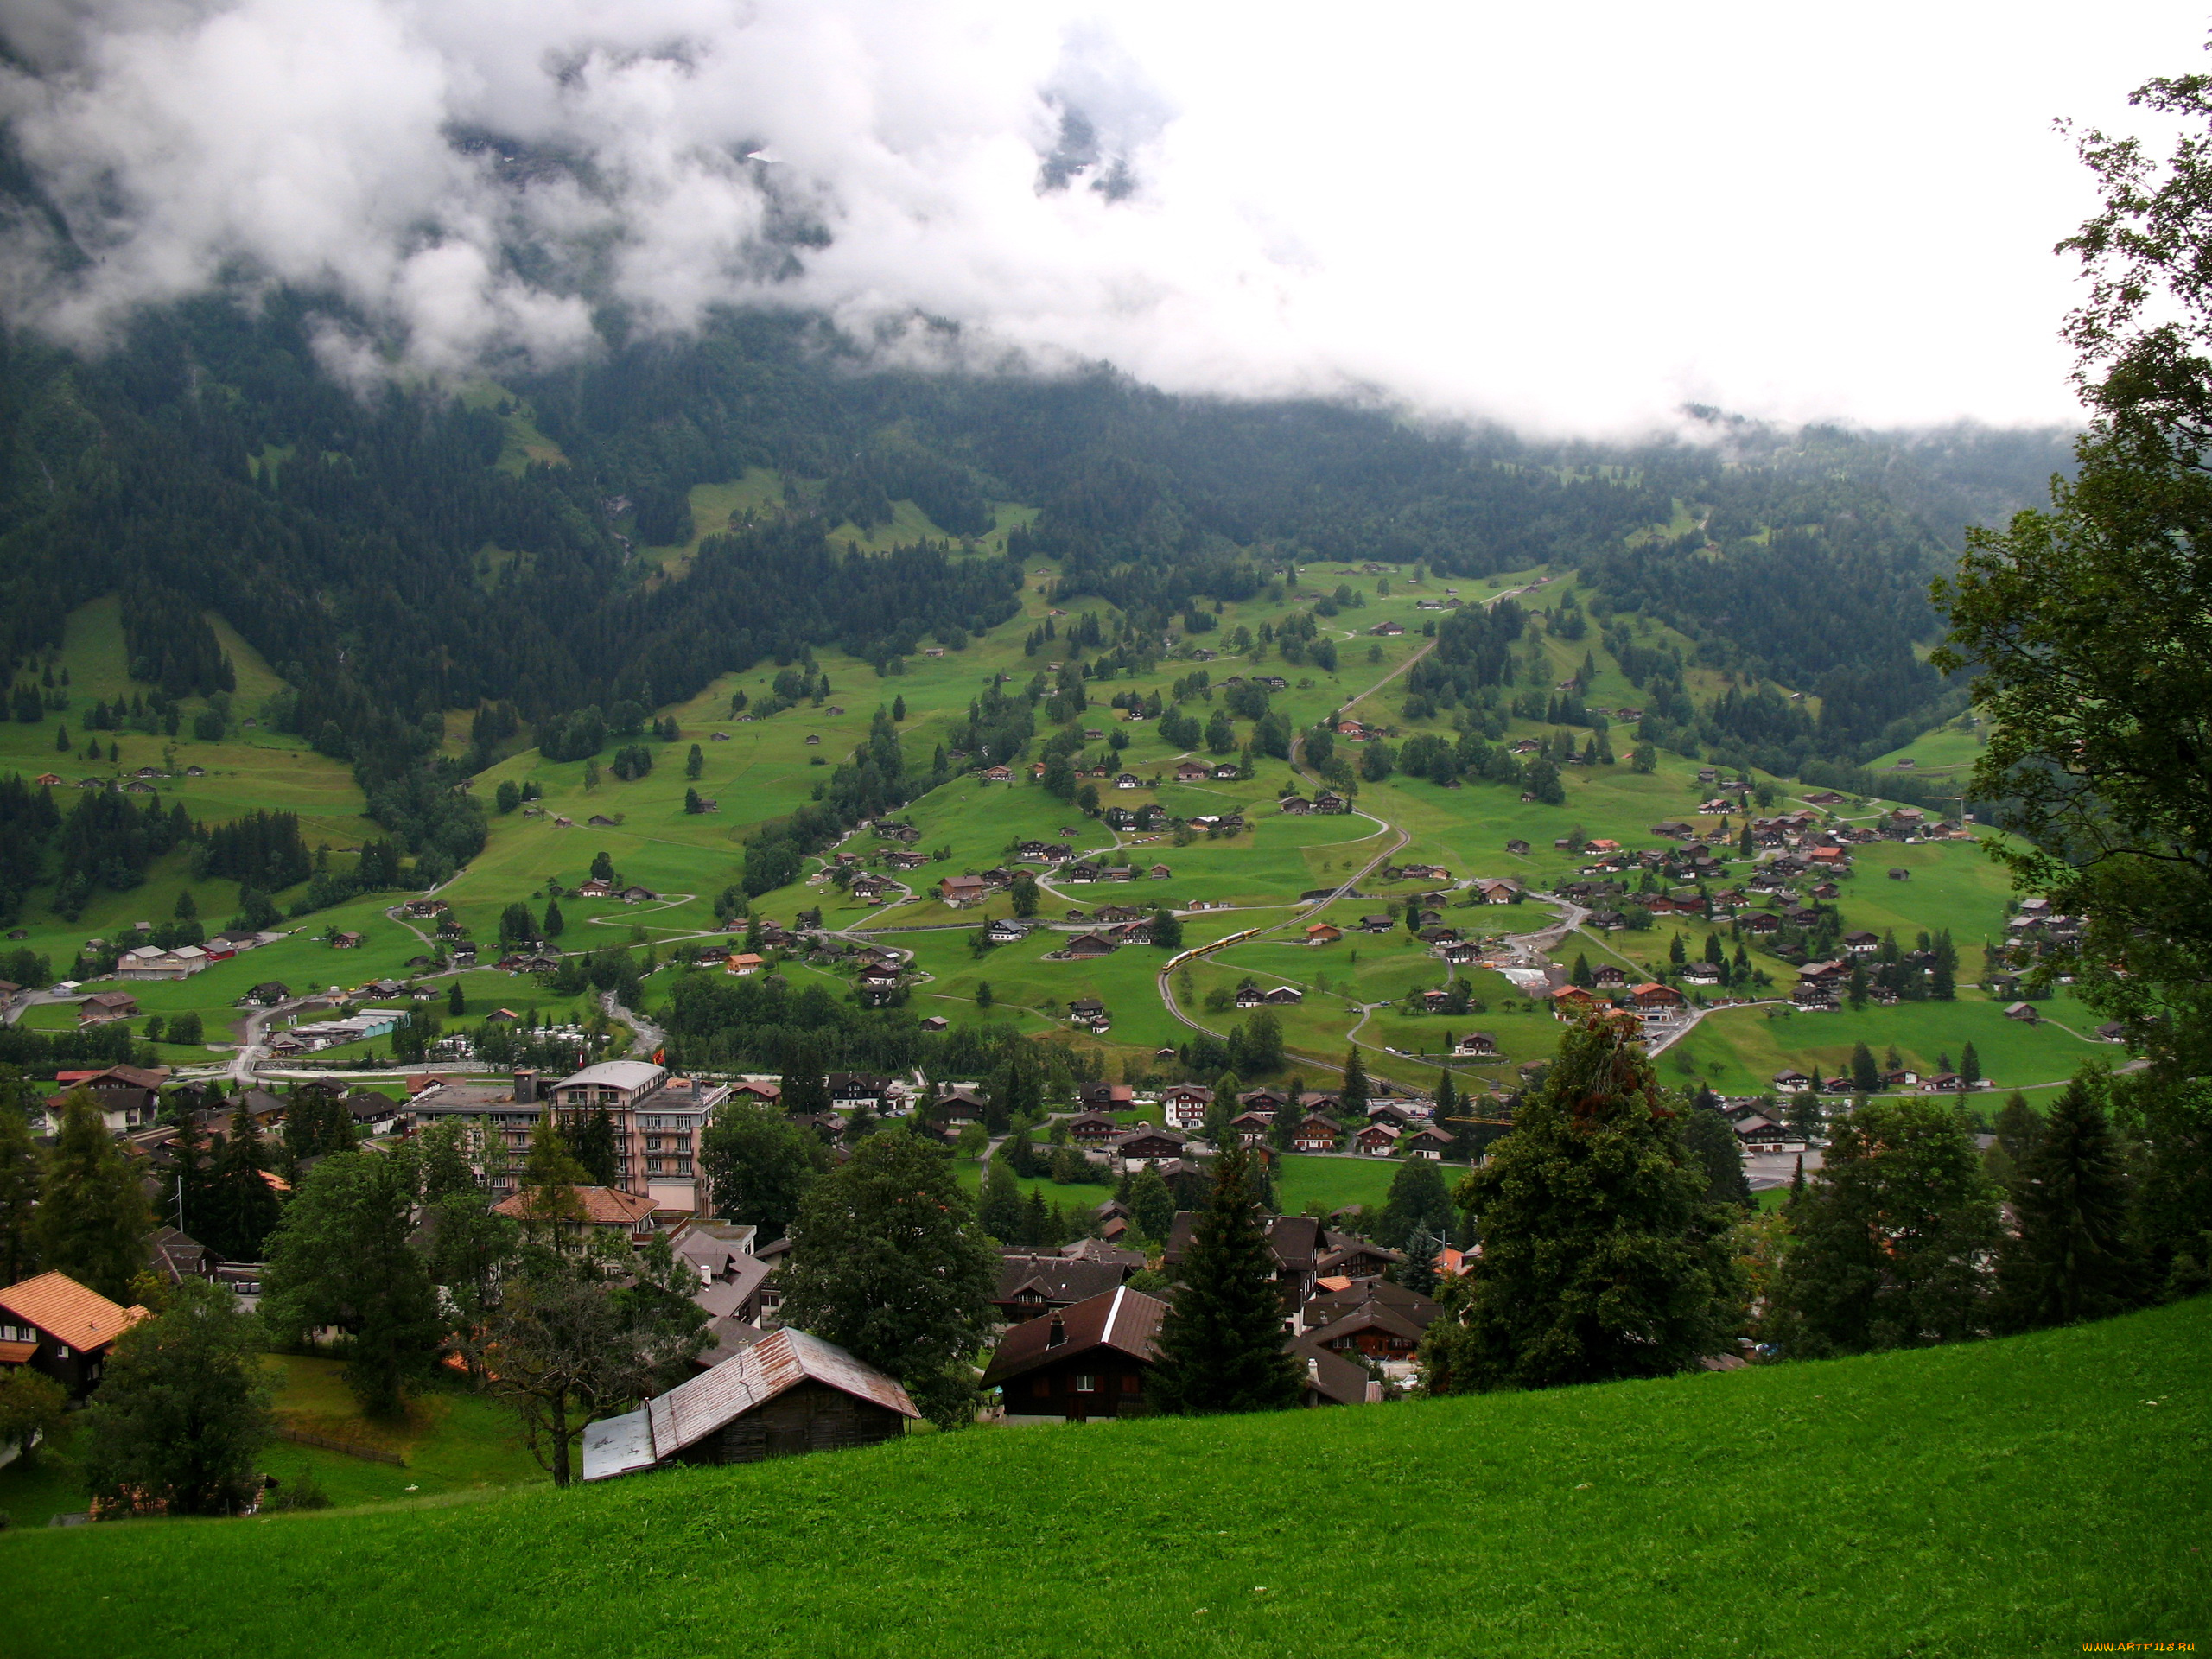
5, 1296, 2202, 1658
0, 1354, 543, 1529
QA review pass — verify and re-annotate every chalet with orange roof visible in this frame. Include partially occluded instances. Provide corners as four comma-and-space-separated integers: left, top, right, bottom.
0, 1272, 149, 1396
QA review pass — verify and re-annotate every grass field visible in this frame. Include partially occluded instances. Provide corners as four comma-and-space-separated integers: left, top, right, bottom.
0, 1354, 543, 1529
4, 1296, 2202, 1657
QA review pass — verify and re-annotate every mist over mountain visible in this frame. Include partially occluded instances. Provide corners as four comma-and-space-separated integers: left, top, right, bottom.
0, 1, 2192, 430
0, 2, 2101, 859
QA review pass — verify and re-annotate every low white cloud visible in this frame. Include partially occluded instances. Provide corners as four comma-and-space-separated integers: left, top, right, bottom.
0, 0, 2197, 430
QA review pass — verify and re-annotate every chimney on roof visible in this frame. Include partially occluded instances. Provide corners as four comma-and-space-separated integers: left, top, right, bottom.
1046, 1313, 1066, 1349
513, 1069, 538, 1105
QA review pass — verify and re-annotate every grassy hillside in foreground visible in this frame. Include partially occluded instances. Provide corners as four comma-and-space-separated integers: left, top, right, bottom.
7, 1298, 2204, 1659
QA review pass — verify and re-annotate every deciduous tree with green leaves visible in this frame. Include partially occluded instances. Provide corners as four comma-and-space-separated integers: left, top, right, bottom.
698, 1096, 829, 1243
1935, 66, 2212, 1086
477, 1247, 704, 1487
81, 1277, 270, 1516
260, 1148, 445, 1415
776, 1130, 998, 1428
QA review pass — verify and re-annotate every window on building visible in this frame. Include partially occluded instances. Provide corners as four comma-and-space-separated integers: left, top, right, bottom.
1030, 1377, 1051, 1398
645, 1159, 664, 1176
1074, 1374, 1097, 1393
675, 1159, 693, 1175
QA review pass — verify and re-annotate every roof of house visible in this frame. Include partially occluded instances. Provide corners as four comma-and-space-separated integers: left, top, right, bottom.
493, 1185, 659, 1226
582, 1326, 918, 1480
0, 1271, 149, 1351
994, 1254, 1127, 1306
1302, 1278, 1440, 1329
1302, 1298, 1431, 1348
980, 1285, 1169, 1388
1287, 1335, 1376, 1405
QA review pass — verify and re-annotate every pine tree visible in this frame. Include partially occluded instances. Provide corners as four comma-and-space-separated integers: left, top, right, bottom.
564, 1107, 620, 1186
1993, 1080, 2145, 1330
684, 743, 703, 779
448, 982, 466, 1016
203, 1109, 283, 1262
513, 1114, 593, 1239
978, 1156, 1026, 1241
1433, 1069, 1463, 1155
35, 1090, 150, 1301
543, 897, 565, 938
892, 695, 907, 721
1768, 1096, 1998, 1357
1377, 1157, 1453, 1250
0, 1089, 42, 1283
1849, 1041, 1880, 1094
1395, 1229, 1444, 1297
1418, 1018, 1740, 1393
1959, 1042, 1981, 1088
1147, 1147, 1302, 1414
1341, 1046, 1370, 1117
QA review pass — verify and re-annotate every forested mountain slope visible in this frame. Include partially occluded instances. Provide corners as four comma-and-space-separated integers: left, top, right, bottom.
0, 297, 2068, 873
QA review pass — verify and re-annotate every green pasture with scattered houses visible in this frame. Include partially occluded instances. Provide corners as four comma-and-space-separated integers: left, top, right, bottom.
3, 544, 2120, 1105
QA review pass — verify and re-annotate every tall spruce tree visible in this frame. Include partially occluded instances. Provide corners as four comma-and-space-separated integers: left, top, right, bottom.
564, 1107, 620, 1186
1341, 1046, 1371, 1117
203, 1109, 283, 1262
1147, 1146, 1302, 1415
1767, 1096, 1999, 1357
0, 1083, 42, 1284
513, 1114, 593, 1240
1418, 1018, 1740, 1393
1993, 1079, 2145, 1331
35, 1090, 149, 1301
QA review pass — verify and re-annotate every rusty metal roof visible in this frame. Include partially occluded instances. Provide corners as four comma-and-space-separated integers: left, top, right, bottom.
643, 1327, 918, 1461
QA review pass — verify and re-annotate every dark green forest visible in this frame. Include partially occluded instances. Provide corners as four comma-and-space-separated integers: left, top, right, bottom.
0, 297, 2069, 864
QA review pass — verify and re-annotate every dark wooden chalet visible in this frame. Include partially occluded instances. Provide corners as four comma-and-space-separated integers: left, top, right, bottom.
981, 1286, 1168, 1422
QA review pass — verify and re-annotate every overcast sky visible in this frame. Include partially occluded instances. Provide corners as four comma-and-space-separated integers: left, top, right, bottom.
0, 0, 2199, 433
